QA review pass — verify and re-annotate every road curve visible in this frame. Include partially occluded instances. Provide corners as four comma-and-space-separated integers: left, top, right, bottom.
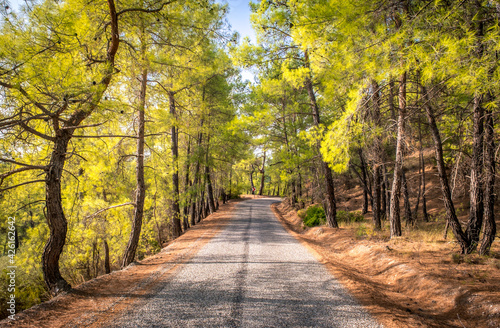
106, 198, 382, 328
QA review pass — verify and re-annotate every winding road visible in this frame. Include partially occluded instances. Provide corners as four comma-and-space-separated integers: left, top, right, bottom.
106, 198, 382, 327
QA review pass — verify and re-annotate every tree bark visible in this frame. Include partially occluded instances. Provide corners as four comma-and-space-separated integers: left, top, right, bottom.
258, 152, 266, 195
250, 168, 255, 194
422, 85, 469, 253
169, 91, 182, 238
122, 68, 147, 268
182, 136, 191, 232
358, 148, 370, 214
465, 93, 485, 252
373, 164, 382, 230
382, 165, 389, 218
415, 120, 429, 222
402, 168, 413, 225
205, 135, 216, 214
43, 133, 73, 295
371, 80, 382, 229
190, 127, 203, 227
389, 72, 406, 238
103, 239, 110, 274
479, 106, 496, 255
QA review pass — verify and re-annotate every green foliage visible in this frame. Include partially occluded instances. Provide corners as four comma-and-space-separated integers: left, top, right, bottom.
297, 208, 307, 219
303, 205, 326, 227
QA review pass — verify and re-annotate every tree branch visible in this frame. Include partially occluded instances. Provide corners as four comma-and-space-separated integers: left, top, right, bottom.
117, 0, 177, 16
0, 180, 45, 193
85, 202, 136, 219
0, 167, 47, 186
0, 157, 46, 168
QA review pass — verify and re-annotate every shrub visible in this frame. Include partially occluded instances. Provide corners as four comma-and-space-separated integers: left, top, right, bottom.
303, 205, 326, 227
336, 210, 365, 223
297, 209, 307, 219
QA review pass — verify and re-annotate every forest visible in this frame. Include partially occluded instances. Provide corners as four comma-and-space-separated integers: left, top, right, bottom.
1, 0, 499, 319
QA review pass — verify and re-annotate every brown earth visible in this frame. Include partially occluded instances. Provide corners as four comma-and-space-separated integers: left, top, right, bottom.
0, 199, 244, 328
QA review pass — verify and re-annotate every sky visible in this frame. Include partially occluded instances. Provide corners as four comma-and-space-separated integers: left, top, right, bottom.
219, 0, 256, 43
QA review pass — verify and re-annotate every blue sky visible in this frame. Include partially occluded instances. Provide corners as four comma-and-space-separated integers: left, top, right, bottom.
219, 0, 255, 43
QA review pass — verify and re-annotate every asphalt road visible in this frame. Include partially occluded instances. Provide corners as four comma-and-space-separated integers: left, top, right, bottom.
107, 198, 382, 328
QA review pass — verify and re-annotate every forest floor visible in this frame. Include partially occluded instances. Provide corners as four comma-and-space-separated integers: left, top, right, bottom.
272, 152, 500, 328
0, 199, 245, 328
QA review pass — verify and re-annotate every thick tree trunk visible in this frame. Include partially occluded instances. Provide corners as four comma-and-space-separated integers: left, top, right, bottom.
304, 51, 337, 228
479, 107, 496, 255
389, 72, 406, 238
422, 86, 469, 253
169, 91, 182, 238
465, 94, 484, 252
43, 133, 73, 295
122, 68, 147, 268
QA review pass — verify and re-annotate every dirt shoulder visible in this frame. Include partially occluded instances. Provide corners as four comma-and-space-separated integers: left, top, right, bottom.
271, 202, 500, 328
1, 199, 243, 328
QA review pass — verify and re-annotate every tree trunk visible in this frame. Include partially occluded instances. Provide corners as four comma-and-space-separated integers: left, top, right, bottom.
373, 164, 382, 230
422, 85, 469, 253
465, 93, 484, 252
182, 137, 191, 232
169, 91, 182, 238
402, 168, 413, 225
205, 135, 216, 214
416, 120, 429, 222
389, 72, 406, 238
258, 152, 266, 195
304, 51, 337, 228
103, 239, 110, 274
479, 106, 496, 255
190, 128, 203, 227
371, 80, 382, 227
388, 79, 396, 121
250, 169, 255, 194
358, 148, 370, 214
43, 133, 73, 295
122, 68, 147, 268
382, 165, 389, 218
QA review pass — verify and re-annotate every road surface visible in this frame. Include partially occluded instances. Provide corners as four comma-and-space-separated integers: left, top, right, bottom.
106, 198, 382, 327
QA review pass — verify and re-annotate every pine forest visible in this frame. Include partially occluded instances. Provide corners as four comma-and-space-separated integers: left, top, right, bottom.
1, 0, 499, 321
